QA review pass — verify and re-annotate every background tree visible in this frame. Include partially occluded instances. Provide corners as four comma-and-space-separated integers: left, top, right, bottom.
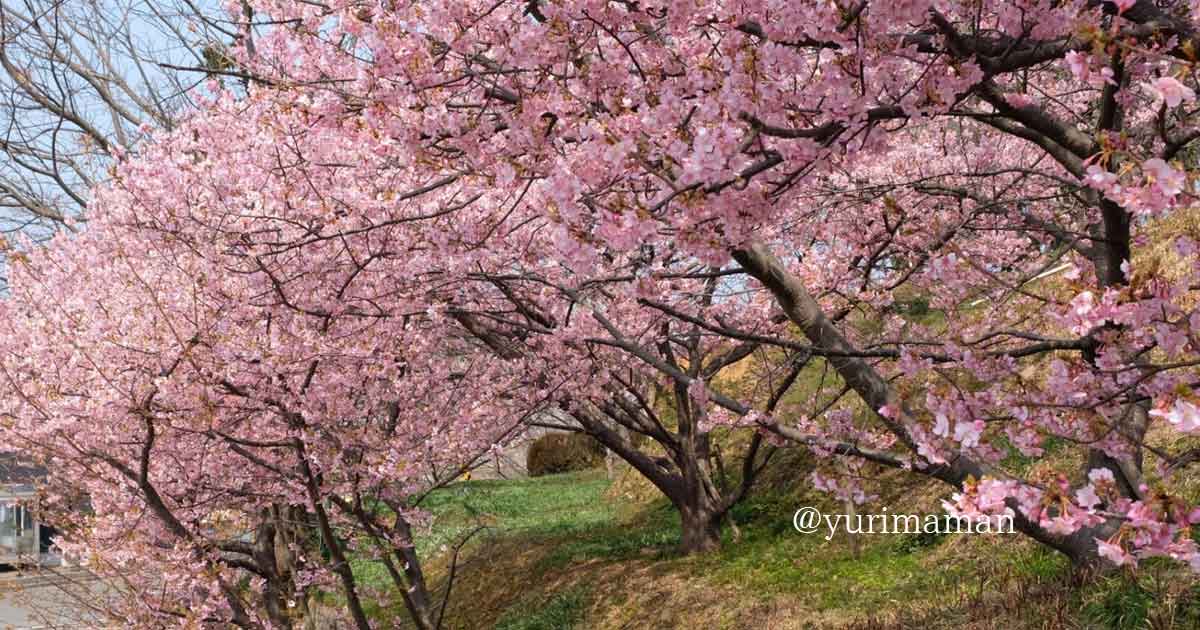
0, 0, 229, 236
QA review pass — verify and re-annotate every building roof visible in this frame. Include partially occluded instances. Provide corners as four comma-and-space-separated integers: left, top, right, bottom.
0, 452, 45, 487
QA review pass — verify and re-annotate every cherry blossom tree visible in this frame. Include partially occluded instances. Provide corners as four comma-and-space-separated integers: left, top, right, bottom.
211, 0, 1200, 571
0, 86, 550, 627
4, 5, 1200, 629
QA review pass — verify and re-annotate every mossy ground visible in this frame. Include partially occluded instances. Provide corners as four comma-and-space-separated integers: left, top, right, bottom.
357, 468, 1200, 630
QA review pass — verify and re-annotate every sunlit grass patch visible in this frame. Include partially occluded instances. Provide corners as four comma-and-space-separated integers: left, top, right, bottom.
494, 586, 590, 630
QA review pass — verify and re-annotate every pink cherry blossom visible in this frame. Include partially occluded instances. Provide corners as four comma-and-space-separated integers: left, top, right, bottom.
1150, 399, 1200, 434
1096, 539, 1134, 566
933, 412, 950, 437
953, 420, 985, 448
1084, 164, 1119, 191
1075, 484, 1102, 510
1146, 76, 1197, 107
1143, 158, 1187, 197
1064, 51, 1091, 82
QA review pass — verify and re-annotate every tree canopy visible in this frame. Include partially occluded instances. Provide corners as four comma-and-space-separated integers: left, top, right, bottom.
3, 0, 1200, 626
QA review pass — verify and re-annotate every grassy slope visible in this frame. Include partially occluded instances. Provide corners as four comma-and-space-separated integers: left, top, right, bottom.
359, 469, 1200, 630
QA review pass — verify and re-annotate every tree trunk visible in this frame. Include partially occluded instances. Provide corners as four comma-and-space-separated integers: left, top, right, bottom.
251, 513, 292, 629
678, 505, 723, 554
568, 402, 733, 555
393, 517, 437, 630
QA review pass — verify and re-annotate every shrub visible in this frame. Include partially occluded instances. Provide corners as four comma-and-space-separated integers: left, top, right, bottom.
526, 433, 605, 477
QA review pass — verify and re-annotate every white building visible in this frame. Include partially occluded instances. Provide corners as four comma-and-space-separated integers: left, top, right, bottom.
0, 454, 46, 565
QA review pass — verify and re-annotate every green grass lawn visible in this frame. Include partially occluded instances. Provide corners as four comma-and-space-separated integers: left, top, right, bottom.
356, 469, 1200, 630
417, 472, 617, 549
